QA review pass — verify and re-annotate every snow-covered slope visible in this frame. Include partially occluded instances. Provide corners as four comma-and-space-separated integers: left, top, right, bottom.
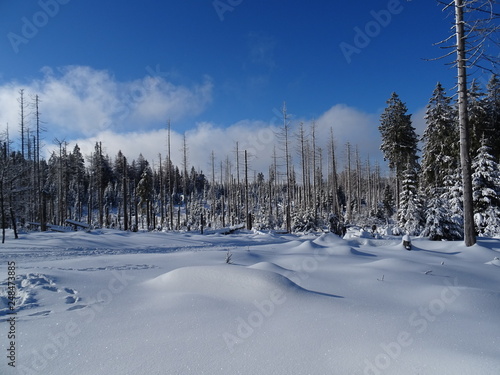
1, 229, 499, 374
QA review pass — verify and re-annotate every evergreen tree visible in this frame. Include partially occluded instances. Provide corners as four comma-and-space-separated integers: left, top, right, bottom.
421, 83, 459, 190
441, 167, 464, 239
472, 139, 500, 236
485, 74, 500, 160
421, 190, 463, 241
467, 79, 488, 156
136, 166, 154, 229
89, 142, 113, 227
379, 93, 419, 208
397, 163, 424, 235
382, 184, 394, 220
68, 144, 86, 221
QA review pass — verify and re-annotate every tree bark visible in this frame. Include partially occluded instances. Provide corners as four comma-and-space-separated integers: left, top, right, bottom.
455, 0, 476, 246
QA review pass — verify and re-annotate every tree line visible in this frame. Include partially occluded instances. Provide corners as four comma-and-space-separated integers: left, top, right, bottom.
1, 76, 500, 243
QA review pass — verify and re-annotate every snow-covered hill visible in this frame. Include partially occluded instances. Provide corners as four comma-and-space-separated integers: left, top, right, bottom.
1, 228, 499, 374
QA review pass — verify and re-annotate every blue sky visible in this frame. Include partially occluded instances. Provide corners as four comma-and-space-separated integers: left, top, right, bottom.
0, 0, 495, 173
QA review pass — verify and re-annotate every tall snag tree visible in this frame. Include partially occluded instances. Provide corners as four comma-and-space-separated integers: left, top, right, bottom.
437, 0, 500, 246
379, 92, 419, 210
276, 102, 293, 232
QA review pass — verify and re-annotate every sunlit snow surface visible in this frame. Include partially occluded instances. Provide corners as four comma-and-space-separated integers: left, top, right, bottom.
1, 228, 500, 375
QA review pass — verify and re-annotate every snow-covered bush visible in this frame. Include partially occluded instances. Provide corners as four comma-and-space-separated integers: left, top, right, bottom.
292, 210, 319, 233
421, 194, 463, 241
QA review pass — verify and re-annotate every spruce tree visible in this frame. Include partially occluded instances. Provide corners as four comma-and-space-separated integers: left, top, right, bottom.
467, 79, 488, 156
68, 144, 86, 221
382, 184, 394, 220
485, 74, 500, 160
137, 166, 153, 230
472, 138, 500, 236
441, 167, 464, 239
421, 83, 459, 191
421, 190, 463, 241
398, 163, 424, 236
379, 93, 419, 209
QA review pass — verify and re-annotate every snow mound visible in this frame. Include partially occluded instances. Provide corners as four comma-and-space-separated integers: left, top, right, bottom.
284, 240, 303, 248
247, 261, 292, 274
309, 233, 376, 257
313, 232, 344, 246
145, 265, 308, 301
290, 240, 323, 252
360, 258, 423, 271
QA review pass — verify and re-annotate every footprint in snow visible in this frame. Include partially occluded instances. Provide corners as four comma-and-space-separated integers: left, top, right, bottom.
42, 285, 60, 292
29, 310, 52, 317
65, 295, 80, 304
66, 305, 87, 311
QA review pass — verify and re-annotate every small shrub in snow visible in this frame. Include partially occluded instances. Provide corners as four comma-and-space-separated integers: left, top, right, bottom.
225, 250, 233, 264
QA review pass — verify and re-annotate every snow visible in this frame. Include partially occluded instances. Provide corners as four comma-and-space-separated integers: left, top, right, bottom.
1, 228, 500, 374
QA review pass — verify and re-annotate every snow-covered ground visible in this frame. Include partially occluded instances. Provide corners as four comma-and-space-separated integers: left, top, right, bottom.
1, 228, 500, 375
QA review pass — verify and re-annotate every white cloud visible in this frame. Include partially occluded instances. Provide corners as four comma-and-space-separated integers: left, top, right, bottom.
0, 83, 20, 132
0, 65, 213, 139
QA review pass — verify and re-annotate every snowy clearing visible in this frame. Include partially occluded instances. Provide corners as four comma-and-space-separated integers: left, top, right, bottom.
1, 228, 500, 375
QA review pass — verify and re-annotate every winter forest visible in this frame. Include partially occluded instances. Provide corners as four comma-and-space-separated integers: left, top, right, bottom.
2, 75, 500, 242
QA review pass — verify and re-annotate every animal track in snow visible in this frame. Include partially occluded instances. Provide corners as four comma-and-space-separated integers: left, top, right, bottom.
66, 305, 86, 311
0, 273, 79, 318
29, 310, 52, 317
65, 295, 80, 304
27, 264, 158, 272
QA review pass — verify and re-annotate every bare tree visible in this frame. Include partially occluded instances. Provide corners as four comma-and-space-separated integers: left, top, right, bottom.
167, 119, 174, 230
346, 142, 352, 222
18, 89, 27, 159
329, 128, 340, 216
181, 133, 189, 227
279, 102, 292, 232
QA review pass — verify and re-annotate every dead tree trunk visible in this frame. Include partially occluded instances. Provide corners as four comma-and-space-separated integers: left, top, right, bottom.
455, 0, 476, 246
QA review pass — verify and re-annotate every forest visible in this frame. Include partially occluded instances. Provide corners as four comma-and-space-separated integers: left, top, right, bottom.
1, 76, 500, 242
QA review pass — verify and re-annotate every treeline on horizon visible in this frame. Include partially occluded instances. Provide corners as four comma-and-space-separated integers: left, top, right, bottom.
1, 75, 500, 242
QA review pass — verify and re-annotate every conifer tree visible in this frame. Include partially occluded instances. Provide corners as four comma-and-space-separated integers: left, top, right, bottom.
382, 184, 394, 220
421, 190, 463, 241
467, 80, 488, 155
441, 167, 464, 239
472, 138, 500, 236
421, 83, 459, 191
398, 162, 424, 235
485, 74, 500, 160
137, 166, 153, 230
68, 144, 86, 221
379, 93, 419, 209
